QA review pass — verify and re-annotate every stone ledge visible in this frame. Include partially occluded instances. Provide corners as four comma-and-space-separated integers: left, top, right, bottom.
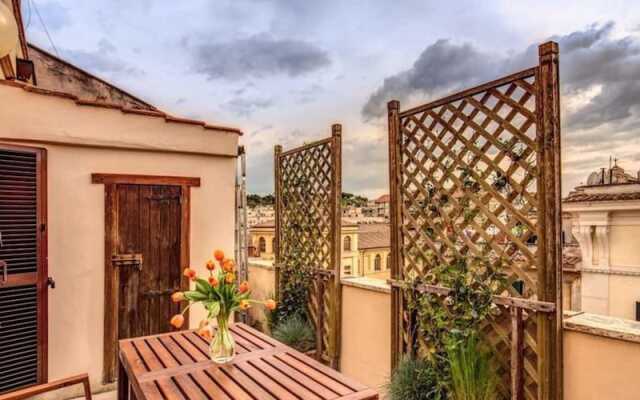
564, 312, 640, 344
341, 276, 391, 294
248, 260, 275, 271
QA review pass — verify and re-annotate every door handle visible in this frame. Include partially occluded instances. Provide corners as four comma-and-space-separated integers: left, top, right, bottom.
47, 277, 56, 289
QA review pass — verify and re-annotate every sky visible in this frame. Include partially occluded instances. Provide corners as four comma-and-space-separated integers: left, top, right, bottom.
22, 0, 640, 198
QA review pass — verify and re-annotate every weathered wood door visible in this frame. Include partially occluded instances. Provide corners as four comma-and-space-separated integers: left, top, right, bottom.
114, 184, 183, 340
95, 174, 197, 383
0, 144, 48, 394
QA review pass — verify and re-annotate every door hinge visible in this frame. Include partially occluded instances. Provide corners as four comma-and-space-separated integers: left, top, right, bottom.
40, 223, 46, 233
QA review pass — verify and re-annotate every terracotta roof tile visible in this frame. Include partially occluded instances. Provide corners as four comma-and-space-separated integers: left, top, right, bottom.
564, 190, 640, 203
375, 194, 390, 203
358, 224, 390, 249
0, 79, 243, 135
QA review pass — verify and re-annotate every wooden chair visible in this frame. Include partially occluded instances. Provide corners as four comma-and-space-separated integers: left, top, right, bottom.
0, 374, 92, 400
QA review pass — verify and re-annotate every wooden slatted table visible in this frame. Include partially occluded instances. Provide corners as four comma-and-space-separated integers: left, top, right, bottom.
118, 323, 377, 400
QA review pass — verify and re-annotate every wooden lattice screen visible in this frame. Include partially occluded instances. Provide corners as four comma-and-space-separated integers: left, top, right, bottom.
387, 42, 562, 400
274, 124, 342, 368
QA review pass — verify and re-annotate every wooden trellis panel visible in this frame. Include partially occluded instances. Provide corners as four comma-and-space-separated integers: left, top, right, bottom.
274, 124, 342, 369
388, 42, 562, 400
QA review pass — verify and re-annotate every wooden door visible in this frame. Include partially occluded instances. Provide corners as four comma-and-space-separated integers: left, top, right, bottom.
0, 144, 48, 394
114, 185, 183, 340
96, 174, 197, 383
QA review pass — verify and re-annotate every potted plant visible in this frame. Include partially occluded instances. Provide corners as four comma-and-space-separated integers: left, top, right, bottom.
169, 249, 276, 364
271, 315, 315, 352
387, 357, 445, 400
447, 334, 498, 400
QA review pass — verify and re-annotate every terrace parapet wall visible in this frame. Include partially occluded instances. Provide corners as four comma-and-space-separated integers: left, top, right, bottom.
248, 263, 640, 399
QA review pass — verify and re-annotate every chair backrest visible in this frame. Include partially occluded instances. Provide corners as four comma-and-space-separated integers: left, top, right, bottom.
0, 374, 91, 400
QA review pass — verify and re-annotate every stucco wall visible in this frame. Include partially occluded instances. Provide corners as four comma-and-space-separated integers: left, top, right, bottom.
245, 259, 640, 399
1, 83, 239, 397
564, 329, 640, 400
610, 225, 640, 266
247, 263, 276, 330
25, 144, 235, 397
340, 282, 391, 392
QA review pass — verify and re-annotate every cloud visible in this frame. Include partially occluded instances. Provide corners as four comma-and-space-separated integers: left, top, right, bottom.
362, 39, 499, 120
191, 34, 330, 80
62, 39, 143, 76
221, 97, 274, 117
362, 22, 640, 134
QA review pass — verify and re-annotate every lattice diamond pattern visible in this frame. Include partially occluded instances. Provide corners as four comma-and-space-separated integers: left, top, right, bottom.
277, 140, 338, 364
397, 73, 543, 398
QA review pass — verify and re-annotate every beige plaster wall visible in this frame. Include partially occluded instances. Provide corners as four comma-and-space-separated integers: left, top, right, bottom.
0, 85, 238, 156
610, 225, 640, 266
608, 274, 640, 320
340, 283, 391, 393
35, 144, 236, 394
247, 263, 276, 330
1, 84, 239, 396
245, 260, 640, 399
564, 330, 640, 400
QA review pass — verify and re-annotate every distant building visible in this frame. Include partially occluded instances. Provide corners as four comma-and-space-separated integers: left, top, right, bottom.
248, 221, 391, 278
247, 205, 275, 227
374, 194, 390, 218
564, 161, 640, 321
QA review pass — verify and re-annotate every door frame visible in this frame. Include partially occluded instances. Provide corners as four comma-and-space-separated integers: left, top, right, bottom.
91, 174, 200, 383
0, 142, 48, 386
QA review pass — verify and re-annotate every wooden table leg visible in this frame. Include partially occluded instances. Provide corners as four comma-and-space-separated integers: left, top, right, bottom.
117, 356, 129, 400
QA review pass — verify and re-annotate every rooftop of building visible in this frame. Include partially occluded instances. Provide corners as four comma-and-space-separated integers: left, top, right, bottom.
564, 161, 640, 203
357, 223, 390, 250
374, 194, 390, 203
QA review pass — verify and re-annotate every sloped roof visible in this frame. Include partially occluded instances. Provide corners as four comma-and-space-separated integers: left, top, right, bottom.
375, 194, 390, 203
28, 43, 156, 111
0, 79, 242, 135
357, 224, 390, 250
564, 188, 640, 203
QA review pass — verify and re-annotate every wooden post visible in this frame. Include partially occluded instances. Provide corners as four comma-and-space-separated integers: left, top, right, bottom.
511, 307, 524, 400
316, 275, 325, 362
274, 145, 283, 301
536, 41, 562, 400
387, 100, 403, 369
330, 123, 343, 369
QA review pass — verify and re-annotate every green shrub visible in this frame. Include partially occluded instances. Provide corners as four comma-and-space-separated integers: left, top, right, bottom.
272, 316, 315, 352
387, 358, 445, 400
447, 334, 497, 400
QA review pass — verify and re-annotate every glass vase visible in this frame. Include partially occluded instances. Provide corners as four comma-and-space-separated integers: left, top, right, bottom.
209, 315, 235, 364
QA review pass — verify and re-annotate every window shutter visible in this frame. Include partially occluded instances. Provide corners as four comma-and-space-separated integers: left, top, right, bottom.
0, 146, 46, 393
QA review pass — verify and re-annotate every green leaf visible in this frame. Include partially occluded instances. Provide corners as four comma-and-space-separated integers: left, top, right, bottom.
207, 301, 220, 319
184, 290, 208, 301
195, 278, 211, 295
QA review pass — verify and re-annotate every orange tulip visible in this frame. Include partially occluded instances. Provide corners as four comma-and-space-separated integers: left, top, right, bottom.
183, 267, 196, 281
198, 326, 212, 340
208, 276, 219, 286
225, 272, 235, 284
170, 314, 185, 329
265, 299, 277, 311
222, 259, 235, 272
171, 292, 185, 303
239, 300, 251, 310
239, 281, 249, 293
214, 249, 225, 261
206, 260, 216, 271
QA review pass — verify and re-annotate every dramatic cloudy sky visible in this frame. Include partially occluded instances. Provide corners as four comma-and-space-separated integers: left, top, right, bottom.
22, 0, 640, 197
